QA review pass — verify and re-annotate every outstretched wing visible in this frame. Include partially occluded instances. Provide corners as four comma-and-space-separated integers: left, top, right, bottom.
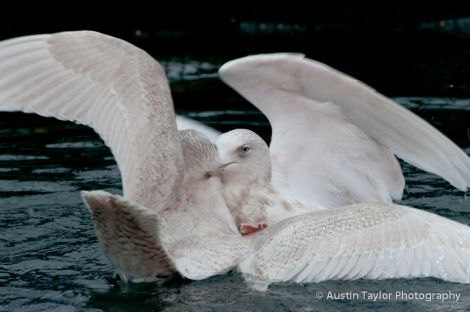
239, 203, 470, 290
0, 31, 183, 210
219, 54, 470, 209
82, 190, 174, 282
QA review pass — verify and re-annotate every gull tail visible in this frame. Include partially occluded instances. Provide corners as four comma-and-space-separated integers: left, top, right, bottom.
81, 190, 174, 282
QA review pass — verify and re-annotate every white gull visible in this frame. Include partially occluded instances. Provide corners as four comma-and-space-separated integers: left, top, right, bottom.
215, 54, 470, 230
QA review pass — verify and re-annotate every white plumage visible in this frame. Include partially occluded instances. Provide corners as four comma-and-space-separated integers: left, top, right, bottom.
0, 31, 184, 211
1, 31, 470, 289
82, 191, 470, 290
0, 31, 188, 281
219, 54, 470, 211
238, 203, 470, 290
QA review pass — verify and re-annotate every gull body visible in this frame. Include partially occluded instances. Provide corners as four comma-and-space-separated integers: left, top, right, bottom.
83, 129, 245, 282
216, 129, 304, 229
73, 128, 220, 283
214, 128, 470, 290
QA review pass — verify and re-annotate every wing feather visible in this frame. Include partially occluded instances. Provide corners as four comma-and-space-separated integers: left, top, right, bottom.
0, 31, 183, 210
219, 54, 470, 208
81, 190, 174, 282
239, 203, 470, 288
172, 234, 250, 280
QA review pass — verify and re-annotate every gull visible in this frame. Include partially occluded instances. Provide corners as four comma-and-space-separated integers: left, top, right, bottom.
0, 30, 229, 281
0, 31, 240, 282
211, 127, 470, 290
216, 129, 301, 232
2, 31, 470, 289
216, 129, 304, 233
82, 129, 244, 282
216, 54, 470, 230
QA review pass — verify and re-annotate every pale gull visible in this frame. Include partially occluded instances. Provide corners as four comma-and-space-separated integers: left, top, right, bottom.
83, 129, 243, 282
0, 30, 201, 281
216, 54, 470, 230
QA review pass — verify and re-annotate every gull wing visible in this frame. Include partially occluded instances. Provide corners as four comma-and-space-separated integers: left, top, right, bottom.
157, 201, 250, 281
81, 190, 174, 282
176, 115, 221, 142
0, 31, 183, 210
239, 203, 470, 290
170, 234, 250, 280
219, 54, 470, 208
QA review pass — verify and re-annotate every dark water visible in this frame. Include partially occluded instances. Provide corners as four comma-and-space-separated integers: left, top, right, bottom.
0, 95, 469, 311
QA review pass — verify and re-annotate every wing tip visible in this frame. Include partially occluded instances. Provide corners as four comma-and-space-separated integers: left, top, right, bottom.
81, 189, 112, 201
81, 190, 117, 216
173, 257, 212, 281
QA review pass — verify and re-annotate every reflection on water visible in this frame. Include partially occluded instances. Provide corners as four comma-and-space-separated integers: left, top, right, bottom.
0, 97, 469, 311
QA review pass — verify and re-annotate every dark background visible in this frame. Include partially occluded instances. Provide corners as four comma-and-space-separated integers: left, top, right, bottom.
1, 1, 470, 99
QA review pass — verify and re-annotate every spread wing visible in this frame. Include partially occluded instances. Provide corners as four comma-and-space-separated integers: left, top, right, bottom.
81, 190, 174, 282
0, 31, 183, 210
239, 203, 470, 290
82, 190, 248, 282
219, 54, 470, 209
157, 201, 250, 281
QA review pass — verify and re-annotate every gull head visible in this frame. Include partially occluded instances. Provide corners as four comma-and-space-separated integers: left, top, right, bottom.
179, 129, 228, 181
178, 129, 239, 233
215, 129, 271, 186
179, 130, 230, 202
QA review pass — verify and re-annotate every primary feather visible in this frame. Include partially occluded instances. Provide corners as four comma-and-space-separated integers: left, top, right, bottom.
0, 31, 183, 210
238, 203, 470, 290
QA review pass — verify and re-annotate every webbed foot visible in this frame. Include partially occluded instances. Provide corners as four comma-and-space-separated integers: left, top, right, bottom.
239, 223, 268, 235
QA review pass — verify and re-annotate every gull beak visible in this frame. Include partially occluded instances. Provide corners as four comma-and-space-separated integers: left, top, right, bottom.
212, 162, 236, 177
218, 162, 236, 170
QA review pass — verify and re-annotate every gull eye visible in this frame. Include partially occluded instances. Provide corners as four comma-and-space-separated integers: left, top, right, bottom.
239, 144, 251, 157
204, 171, 213, 179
